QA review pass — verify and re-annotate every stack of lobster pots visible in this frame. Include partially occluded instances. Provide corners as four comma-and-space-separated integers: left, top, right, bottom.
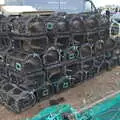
0, 12, 119, 113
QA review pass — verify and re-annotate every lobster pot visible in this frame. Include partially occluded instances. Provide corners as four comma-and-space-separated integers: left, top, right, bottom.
104, 38, 116, 51
6, 51, 43, 74
6, 56, 44, 85
94, 39, 105, 55
70, 14, 85, 33
80, 43, 92, 59
65, 62, 82, 84
52, 76, 71, 93
113, 48, 120, 65
110, 57, 118, 68
34, 84, 53, 102
84, 16, 98, 33
0, 52, 6, 77
10, 33, 48, 53
46, 66, 65, 82
105, 51, 113, 60
66, 62, 81, 76
109, 49, 120, 67
26, 71, 45, 86
8, 71, 24, 85
0, 77, 8, 88
63, 46, 79, 61
70, 71, 83, 85
0, 83, 36, 113
97, 60, 111, 74
0, 36, 11, 52
26, 36, 48, 52
93, 55, 104, 74
55, 34, 71, 50
83, 67, 97, 80
87, 31, 99, 44
99, 29, 109, 41
43, 47, 60, 66
118, 56, 120, 65
82, 59, 95, 80
72, 33, 86, 45
19, 71, 46, 89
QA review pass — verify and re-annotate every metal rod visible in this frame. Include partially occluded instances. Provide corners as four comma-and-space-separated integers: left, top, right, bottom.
59, 0, 60, 10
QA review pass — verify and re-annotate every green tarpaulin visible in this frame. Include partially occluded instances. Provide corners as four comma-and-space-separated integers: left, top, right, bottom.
26, 93, 120, 120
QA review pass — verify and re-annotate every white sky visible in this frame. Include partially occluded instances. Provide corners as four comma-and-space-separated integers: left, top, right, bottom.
93, 0, 120, 7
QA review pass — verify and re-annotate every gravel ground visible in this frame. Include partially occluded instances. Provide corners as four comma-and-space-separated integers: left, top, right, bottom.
1, 67, 120, 120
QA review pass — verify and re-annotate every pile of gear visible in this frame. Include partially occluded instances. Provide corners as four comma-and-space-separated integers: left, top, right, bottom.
0, 11, 119, 113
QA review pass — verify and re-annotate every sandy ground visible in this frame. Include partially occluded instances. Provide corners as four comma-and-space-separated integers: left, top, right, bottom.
1, 67, 120, 120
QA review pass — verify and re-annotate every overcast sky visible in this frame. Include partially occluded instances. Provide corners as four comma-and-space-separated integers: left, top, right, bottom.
93, 0, 120, 7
